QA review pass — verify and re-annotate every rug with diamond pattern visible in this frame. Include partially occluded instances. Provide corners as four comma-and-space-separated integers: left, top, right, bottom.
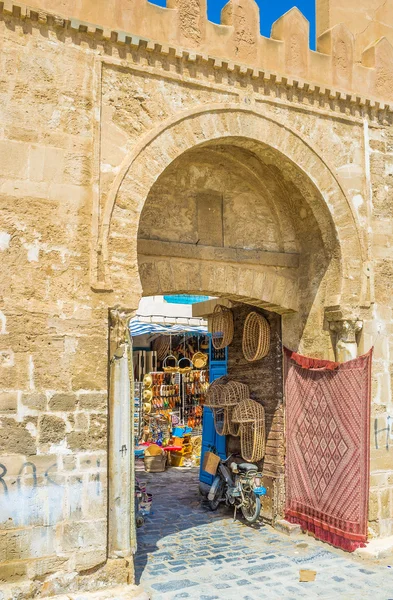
284, 347, 372, 552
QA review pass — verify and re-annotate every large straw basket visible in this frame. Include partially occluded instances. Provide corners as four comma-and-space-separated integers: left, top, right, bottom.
232, 398, 266, 462
212, 305, 234, 350
227, 406, 240, 436
207, 379, 249, 436
205, 377, 228, 408
220, 381, 249, 436
242, 312, 270, 362
222, 381, 249, 406
239, 422, 266, 462
232, 398, 265, 424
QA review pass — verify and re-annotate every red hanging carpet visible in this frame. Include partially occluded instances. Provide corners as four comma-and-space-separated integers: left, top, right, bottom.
284, 347, 373, 552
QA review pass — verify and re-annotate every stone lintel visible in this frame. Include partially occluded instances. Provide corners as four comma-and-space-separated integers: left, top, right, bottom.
137, 239, 299, 269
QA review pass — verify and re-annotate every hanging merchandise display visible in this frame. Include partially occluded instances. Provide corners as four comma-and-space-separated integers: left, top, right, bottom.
242, 311, 270, 362
232, 398, 266, 462
211, 304, 234, 350
182, 369, 209, 430
134, 330, 210, 472
134, 382, 143, 441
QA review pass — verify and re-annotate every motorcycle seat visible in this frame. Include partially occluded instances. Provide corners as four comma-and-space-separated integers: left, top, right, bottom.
238, 463, 258, 472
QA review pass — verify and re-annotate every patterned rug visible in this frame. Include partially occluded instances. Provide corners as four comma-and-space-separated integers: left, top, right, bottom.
284, 348, 373, 552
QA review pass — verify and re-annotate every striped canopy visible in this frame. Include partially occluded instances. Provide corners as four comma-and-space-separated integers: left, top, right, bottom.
129, 319, 208, 337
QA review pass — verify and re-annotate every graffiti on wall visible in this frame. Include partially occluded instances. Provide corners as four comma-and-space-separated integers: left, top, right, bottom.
0, 457, 104, 528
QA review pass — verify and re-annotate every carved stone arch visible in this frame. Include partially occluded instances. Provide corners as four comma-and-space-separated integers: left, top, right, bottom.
96, 104, 366, 313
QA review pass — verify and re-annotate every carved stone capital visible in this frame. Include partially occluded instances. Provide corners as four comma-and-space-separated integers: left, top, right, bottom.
109, 307, 136, 349
329, 319, 363, 343
329, 319, 363, 362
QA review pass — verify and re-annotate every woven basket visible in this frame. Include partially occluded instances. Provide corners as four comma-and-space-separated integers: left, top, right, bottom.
213, 407, 227, 435
163, 354, 179, 373
211, 305, 234, 350
153, 336, 171, 361
232, 398, 265, 424
204, 377, 228, 407
232, 398, 266, 462
239, 421, 266, 462
227, 405, 240, 436
242, 312, 270, 362
222, 381, 249, 407
192, 351, 208, 369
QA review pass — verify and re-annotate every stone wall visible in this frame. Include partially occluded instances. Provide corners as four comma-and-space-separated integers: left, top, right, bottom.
359, 122, 393, 539
0, 13, 116, 592
10, 0, 393, 103
0, 0, 392, 592
227, 304, 284, 523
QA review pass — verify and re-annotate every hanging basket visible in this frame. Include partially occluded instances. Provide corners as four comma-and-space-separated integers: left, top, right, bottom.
227, 405, 240, 436
163, 354, 179, 373
153, 336, 171, 361
232, 398, 265, 424
239, 421, 266, 462
222, 381, 249, 406
212, 406, 241, 437
232, 399, 266, 462
192, 351, 208, 369
205, 382, 226, 408
242, 312, 270, 362
211, 305, 234, 350
213, 407, 227, 435
178, 357, 193, 374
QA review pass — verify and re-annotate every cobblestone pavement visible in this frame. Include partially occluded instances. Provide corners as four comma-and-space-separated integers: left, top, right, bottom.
135, 465, 393, 600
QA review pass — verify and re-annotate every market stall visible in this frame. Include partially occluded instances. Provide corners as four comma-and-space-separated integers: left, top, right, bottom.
131, 319, 210, 472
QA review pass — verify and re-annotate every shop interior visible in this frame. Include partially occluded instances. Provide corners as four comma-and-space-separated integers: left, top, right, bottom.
132, 295, 284, 526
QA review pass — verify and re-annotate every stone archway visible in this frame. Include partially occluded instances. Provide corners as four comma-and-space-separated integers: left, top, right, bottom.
95, 104, 366, 318
104, 107, 368, 558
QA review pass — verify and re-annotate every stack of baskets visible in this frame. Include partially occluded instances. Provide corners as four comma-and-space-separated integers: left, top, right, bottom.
205, 378, 249, 436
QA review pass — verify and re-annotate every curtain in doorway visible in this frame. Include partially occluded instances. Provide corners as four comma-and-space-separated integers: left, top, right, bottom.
284, 348, 373, 552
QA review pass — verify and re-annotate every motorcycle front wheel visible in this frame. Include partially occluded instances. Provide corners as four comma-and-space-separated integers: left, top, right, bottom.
241, 490, 261, 523
208, 476, 225, 511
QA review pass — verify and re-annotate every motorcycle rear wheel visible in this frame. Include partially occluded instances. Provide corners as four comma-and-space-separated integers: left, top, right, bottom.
208, 477, 225, 511
241, 490, 261, 523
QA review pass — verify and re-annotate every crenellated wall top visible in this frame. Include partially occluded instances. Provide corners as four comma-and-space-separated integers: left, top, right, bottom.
3, 0, 393, 106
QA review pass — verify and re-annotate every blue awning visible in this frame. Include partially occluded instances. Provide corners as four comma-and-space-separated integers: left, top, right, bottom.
129, 319, 208, 337
164, 295, 210, 304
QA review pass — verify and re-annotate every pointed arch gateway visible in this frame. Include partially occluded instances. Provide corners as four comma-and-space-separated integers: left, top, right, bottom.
97, 104, 365, 316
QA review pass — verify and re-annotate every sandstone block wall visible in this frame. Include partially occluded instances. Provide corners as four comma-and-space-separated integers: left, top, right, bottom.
0, 0, 393, 592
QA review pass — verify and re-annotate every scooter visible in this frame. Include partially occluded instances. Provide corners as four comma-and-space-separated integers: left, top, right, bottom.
207, 455, 266, 523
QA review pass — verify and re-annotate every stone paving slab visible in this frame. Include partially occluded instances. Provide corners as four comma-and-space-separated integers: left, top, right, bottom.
136, 465, 393, 600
